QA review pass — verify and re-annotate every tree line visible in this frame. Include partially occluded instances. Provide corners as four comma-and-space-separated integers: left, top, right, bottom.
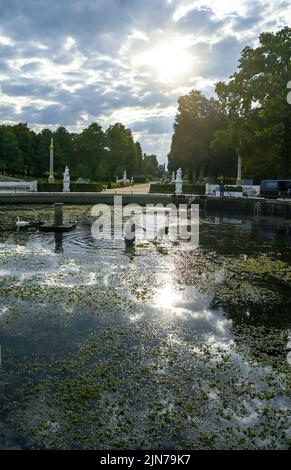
168, 27, 291, 183
0, 122, 160, 181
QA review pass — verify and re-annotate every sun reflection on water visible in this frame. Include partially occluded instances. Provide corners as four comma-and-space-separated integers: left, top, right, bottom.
154, 283, 181, 310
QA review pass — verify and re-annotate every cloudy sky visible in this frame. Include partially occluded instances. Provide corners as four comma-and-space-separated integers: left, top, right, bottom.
0, 0, 290, 163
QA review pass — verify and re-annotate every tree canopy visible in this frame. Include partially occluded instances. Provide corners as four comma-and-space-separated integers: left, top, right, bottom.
168, 26, 291, 182
0, 122, 159, 181
216, 26, 291, 180
168, 90, 227, 182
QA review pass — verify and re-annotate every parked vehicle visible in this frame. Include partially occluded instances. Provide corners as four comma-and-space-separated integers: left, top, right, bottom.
242, 187, 258, 197
260, 180, 291, 199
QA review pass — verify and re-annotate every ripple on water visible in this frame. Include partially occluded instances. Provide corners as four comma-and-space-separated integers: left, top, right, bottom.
0, 209, 290, 450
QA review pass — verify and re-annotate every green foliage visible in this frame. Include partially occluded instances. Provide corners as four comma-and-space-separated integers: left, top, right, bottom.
0, 126, 23, 175
73, 123, 106, 180
132, 175, 151, 183
110, 182, 131, 189
38, 183, 63, 192
106, 123, 138, 178
168, 90, 227, 182
38, 182, 104, 192
0, 122, 159, 181
215, 26, 291, 180
149, 183, 205, 194
168, 27, 291, 183
209, 130, 238, 179
70, 183, 104, 192
34, 128, 53, 177
141, 154, 159, 177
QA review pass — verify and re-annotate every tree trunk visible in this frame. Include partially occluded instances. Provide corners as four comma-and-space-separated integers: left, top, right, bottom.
198, 166, 204, 182
278, 120, 291, 178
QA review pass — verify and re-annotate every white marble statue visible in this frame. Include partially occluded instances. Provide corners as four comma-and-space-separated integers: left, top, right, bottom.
176, 168, 182, 181
175, 168, 183, 195
116, 170, 130, 184
63, 166, 70, 192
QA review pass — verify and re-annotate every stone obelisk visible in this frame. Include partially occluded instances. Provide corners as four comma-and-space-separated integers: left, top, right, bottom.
48, 138, 55, 183
236, 154, 242, 185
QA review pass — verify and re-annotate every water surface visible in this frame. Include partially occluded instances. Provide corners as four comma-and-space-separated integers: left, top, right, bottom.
0, 205, 290, 449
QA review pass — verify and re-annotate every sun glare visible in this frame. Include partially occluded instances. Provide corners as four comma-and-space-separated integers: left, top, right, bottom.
154, 283, 180, 310
137, 41, 193, 83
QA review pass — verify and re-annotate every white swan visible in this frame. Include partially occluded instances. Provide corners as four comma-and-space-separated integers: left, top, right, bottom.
16, 217, 30, 227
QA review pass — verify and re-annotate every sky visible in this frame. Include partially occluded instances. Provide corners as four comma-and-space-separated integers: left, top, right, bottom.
0, 0, 290, 164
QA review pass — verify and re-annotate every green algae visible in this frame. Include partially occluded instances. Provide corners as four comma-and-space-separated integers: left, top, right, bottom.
0, 208, 290, 450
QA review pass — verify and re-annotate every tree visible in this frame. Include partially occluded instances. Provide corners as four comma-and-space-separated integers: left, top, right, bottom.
73, 123, 106, 180
0, 125, 23, 175
168, 90, 227, 182
34, 128, 53, 177
53, 126, 73, 176
106, 123, 138, 178
12, 123, 36, 177
141, 154, 159, 177
0, 121, 146, 181
209, 130, 237, 181
216, 26, 291, 179
135, 141, 143, 174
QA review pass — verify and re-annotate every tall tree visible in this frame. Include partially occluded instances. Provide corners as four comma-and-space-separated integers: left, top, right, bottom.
0, 121, 145, 181
216, 26, 291, 179
53, 126, 73, 176
0, 125, 23, 176
209, 130, 238, 181
168, 90, 226, 182
106, 123, 137, 178
34, 128, 53, 177
135, 141, 143, 174
141, 154, 159, 177
73, 123, 106, 180
12, 123, 36, 177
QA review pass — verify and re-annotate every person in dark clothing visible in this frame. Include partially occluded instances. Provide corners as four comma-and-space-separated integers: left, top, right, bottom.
219, 181, 225, 197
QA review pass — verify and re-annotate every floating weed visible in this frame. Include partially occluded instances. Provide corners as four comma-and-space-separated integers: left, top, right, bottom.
0, 211, 290, 449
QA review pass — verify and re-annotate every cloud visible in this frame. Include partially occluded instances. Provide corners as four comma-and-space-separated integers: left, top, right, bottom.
0, 0, 289, 163
131, 116, 174, 135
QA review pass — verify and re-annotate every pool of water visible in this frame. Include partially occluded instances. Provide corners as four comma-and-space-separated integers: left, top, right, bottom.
0, 205, 290, 449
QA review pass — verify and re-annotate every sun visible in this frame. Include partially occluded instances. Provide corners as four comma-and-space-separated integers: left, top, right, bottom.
137, 41, 193, 83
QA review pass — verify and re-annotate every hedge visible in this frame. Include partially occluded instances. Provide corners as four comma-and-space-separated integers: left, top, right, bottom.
38, 183, 62, 192
71, 183, 104, 192
110, 182, 131, 189
38, 182, 104, 192
149, 183, 205, 194
132, 175, 153, 183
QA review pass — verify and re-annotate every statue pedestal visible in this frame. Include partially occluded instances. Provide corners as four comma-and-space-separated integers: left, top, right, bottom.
175, 181, 183, 195
63, 182, 70, 192
48, 175, 55, 183
63, 166, 70, 192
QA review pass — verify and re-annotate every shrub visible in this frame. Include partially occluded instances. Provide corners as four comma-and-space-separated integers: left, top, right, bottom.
70, 183, 104, 192
110, 182, 131, 189
149, 183, 205, 194
184, 184, 205, 194
38, 182, 105, 192
38, 182, 62, 192
132, 175, 153, 183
